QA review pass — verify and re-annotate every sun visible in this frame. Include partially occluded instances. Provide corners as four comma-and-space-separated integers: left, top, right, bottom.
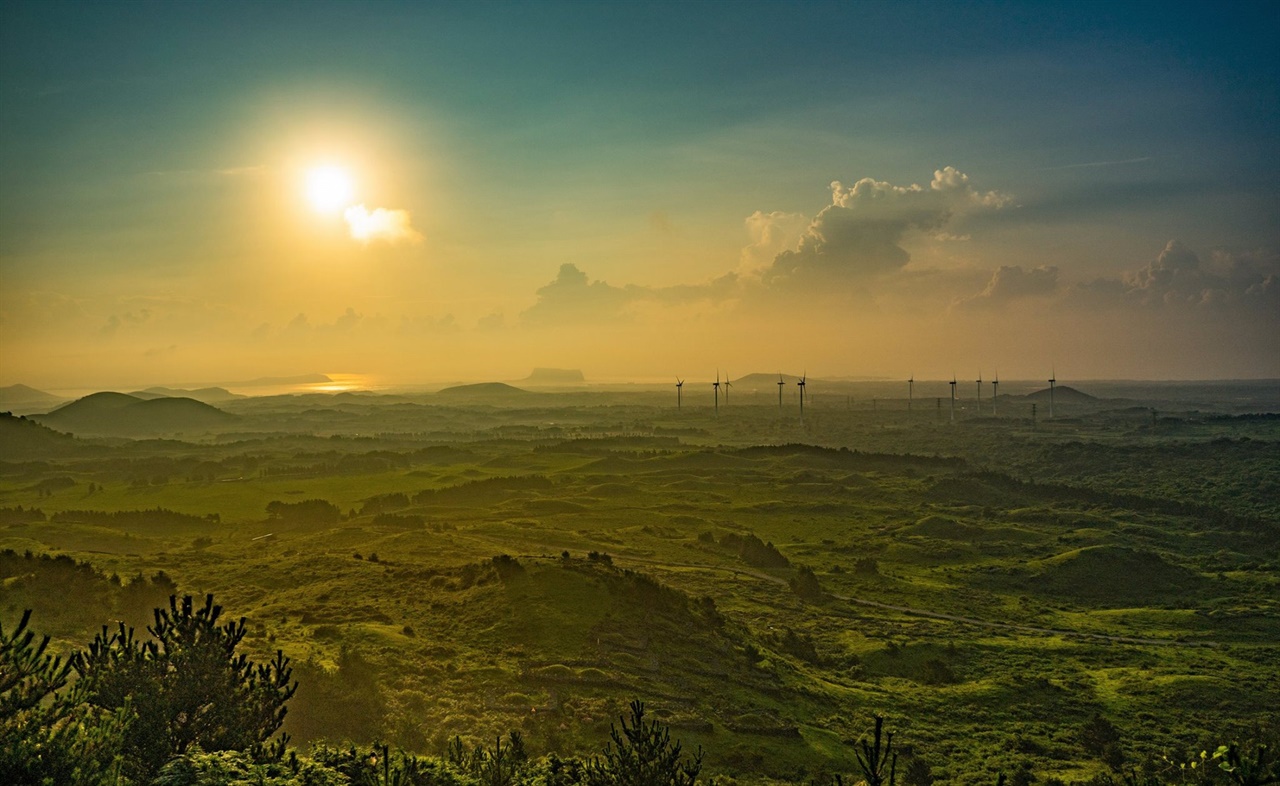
304, 165, 355, 214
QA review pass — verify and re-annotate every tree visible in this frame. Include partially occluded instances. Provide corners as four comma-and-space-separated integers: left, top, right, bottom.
586, 700, 702, 786
851, 715, 897, 786
76, 594, 297, 781
789, 565, 824, 602
0, 609, 126, 784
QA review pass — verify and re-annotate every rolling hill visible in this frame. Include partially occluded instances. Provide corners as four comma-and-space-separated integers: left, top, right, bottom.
0, 412, 89, 459
32, 392, 238, 436
1024, 385, 1098, 403
130, 386, 244, 404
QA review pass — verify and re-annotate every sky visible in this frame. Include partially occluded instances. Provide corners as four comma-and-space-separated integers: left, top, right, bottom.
2, 0, 1278, 390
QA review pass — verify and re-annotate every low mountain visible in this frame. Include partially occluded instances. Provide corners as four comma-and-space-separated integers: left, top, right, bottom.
436, 382, 531, 398
0, 384, 68, 415
1024, 385, 1097, 403
33, 392, 237, 436
131, 386, 244, 404
521, 368, 585, 385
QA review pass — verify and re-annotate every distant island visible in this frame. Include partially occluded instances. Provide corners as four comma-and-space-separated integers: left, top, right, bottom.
521, 368, 585, 385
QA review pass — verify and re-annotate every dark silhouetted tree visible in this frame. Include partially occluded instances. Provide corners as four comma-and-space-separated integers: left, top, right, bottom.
586, 700, 701, 786
76, 594, 297, 781
0, 610, 126, 784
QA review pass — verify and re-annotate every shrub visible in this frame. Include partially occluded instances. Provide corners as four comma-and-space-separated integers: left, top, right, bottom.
75, 594, 297, 782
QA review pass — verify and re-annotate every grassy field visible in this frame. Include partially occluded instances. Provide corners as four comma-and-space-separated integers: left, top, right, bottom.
1, 392, 1277, 784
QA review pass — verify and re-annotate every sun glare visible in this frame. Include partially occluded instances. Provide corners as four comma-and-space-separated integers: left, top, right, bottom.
304, 165, 355, 214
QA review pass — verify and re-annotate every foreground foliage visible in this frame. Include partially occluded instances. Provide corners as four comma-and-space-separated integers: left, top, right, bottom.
5, 597, 1277, 786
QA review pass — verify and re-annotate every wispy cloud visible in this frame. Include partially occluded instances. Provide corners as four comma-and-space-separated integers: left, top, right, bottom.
1037, 156, 1153, 171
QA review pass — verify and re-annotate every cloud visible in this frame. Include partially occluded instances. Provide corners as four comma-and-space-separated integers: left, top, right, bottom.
398, 313, 459, 336
521, 263, 740, 326
333, 307, 362, 331
522, 264, 632, 326
760, 167, 1010, 287
476, 312, 506, 330
143, 344, 178, 358
1074, 240, 1280, 312
740, 210, 808, 271
343, 204, 422, 245
99, 309, 151, 336
958, 265, 1059, 308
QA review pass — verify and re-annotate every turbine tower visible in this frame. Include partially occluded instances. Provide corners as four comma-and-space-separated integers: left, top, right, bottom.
712, 371, 720, 417
777, 373, 785, 410
676, 378, 683, 410
992, 371, 999, 416
723, 372, 732, 406
908, 374, 914, 412
976, 372, 982, 415
797, 372, 807, 422
1048, 368, 1056, 419
949, 375, 957, 422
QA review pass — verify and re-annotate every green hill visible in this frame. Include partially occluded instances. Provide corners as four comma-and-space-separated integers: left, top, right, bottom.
0, 412, 89, 459
33, 392, 237, 436
1023, 545, 1204, 605
131, 386, 244, 404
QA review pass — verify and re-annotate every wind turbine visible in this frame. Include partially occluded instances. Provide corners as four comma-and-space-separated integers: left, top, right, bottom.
992, 371, 999, 416
908, 374, 914, 412
712, 371, 720, 417
949, 375, 957, 422
723, 372, 732, 406
676, 378, 683, 410
1048, 367, 1056, 419
777, 373, 785, 410
976, 372, 982, 415
797, 372, 807, 421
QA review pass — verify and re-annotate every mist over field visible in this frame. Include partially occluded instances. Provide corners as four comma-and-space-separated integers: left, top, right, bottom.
2, 3, 1278, 785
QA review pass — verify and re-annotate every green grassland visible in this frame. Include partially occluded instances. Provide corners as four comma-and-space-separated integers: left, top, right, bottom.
1, 395, 1277, 784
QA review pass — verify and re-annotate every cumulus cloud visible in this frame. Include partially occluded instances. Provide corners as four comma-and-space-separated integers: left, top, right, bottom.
1074, 240, 1280, 312
521, 264, 632, 326
760, 167, 1010, 286
343, 204, 422, 245
958, 265, 1060, 308
740, 210, 809, 271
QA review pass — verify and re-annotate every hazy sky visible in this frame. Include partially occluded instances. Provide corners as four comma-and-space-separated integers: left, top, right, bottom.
2, 1, 1277, 389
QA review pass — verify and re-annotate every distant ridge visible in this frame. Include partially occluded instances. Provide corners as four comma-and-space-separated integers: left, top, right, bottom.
232, 373, 332, 387
0, 384, 68, 415
33, 392, 237, 436
736, 372, 804, 385
437, 382, 531, 397
131, 386, 244, 404
521, 368, 585, 385
1024, 385, 1097, 403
